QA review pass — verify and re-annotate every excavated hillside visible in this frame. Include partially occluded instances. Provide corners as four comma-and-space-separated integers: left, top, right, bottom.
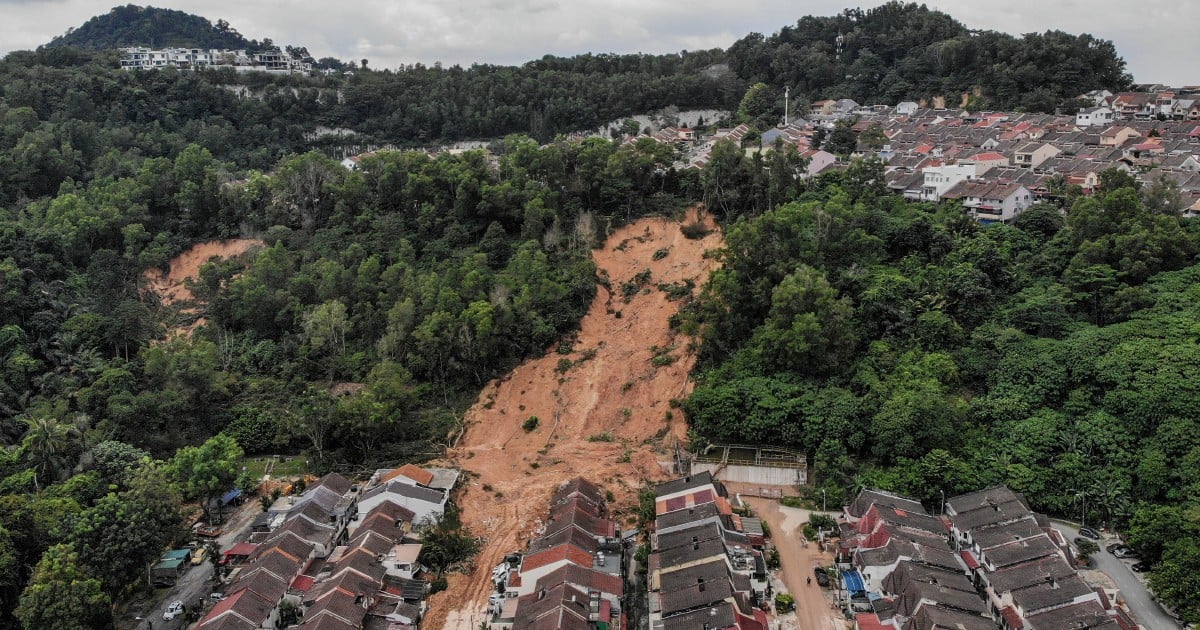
428, 208, 723, 630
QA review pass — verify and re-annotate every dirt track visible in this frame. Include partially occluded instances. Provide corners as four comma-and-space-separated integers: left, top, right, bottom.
427, 209, 722, 630
740, 496, 847, 630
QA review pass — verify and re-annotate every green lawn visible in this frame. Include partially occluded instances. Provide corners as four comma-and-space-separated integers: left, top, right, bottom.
242, 455, 309, 480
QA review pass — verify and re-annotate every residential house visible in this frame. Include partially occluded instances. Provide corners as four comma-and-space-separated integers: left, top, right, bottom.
356, 481, 448, 527
1076, 106, 1114, 128
493, 478, 623, 630
1172, 99, 1200, 120
801, 149, 838, 178
920, 164, 976, 201
1013, 142, 1061, 169
1109, 92, 1155, 119
944, 180, 1034, 223
959, 151, 1008, 176
1099, 125, 1141, 147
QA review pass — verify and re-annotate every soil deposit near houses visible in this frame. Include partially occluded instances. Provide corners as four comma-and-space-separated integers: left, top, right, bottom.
427, 208, 723, 630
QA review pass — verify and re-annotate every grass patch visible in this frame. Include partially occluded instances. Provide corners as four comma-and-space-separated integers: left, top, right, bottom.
522, 416, 540, 432
650, 344, 678, 367
652, 248, 670, 261
588, 431, 615, 442
243, 455, 308, 480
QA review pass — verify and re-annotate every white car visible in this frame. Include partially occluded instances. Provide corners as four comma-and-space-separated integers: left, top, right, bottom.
163, 600, 185, 621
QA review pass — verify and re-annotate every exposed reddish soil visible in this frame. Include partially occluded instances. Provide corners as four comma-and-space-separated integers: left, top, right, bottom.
142, 238, 264, 336
428, 208, 723, 630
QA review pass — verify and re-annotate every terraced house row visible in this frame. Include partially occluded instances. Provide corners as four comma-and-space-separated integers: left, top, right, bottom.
489, 478, 625, 629
196, 464, 457, 630
647, 472, 770, 630
840, 486, 1138, 630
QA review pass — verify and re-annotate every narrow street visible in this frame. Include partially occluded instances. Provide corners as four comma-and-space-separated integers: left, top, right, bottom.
1051, 521, 1180, 630
741, 496, 846, 630
128, 500, 263, 630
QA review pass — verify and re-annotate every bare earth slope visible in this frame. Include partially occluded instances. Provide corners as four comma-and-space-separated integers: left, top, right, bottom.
428, 209, 722, 630
141, 238, 264, 336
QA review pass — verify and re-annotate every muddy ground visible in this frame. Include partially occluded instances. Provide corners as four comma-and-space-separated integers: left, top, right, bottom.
428, 209, 722, 630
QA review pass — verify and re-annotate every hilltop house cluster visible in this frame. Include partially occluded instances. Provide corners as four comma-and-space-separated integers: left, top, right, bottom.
625, 85, 1200, 223
195, 463, 457, 630
840, 486, 1138, 630
647, 471, 770, 630
487, 478, 625, 629
119, 46, 311, 73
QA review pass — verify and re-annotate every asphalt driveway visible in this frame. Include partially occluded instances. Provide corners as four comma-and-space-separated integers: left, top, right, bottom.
1052, 520, 1181, 630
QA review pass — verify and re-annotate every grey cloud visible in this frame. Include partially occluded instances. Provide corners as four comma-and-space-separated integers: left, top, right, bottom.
0, 0, 1193, 85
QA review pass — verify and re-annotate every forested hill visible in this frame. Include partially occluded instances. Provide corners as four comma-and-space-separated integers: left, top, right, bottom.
729, 2, 1132, 112
47, 4, 259, 51
32, 2, 1133, 147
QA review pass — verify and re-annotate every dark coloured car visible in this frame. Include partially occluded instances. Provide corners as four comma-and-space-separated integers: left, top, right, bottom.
813, 567, 830, 587
1078, 527, 1101, 539
1073, 536, 1093, 547
153, 576, 175, 588
1131, 561, 1152, 572
1106, 543, 1125, 553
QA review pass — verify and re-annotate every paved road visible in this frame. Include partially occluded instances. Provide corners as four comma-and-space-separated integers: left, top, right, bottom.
135, 501, 262, 629
1052, 521, 1180, 630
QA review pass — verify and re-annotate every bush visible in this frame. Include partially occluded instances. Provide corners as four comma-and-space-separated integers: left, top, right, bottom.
652, 248, 670, 260
522, 416, 540, 432
775, 593, 795, 613
766, 547, 781, 569
810, 513, 837, 530
681, 221, 710, 239
780, 496, 806, 508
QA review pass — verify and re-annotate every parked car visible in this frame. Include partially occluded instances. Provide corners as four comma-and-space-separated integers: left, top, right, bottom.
813, 566, 830, 587
191, 547, 208, 565
1078, 527, 1101, 539
1131, 561, 1152, 572
195, 524, 222, 538
1106, 543, 1125, 554
163, 601, 185, 620
152, 576, 175, 589
210, 592, 226, 602
1113, 547, 1138, 559
1073, 536, 1094, 547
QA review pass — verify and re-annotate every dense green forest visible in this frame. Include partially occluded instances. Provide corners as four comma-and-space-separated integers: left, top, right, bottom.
682, 168, 1200, 622
49, 4, 262, 52
34, 3, 1131, 147
727, 2, 1132, 112
0, 3, 1166, 627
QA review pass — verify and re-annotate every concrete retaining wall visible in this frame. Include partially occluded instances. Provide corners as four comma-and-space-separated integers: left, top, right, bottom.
692, 463, 806, 486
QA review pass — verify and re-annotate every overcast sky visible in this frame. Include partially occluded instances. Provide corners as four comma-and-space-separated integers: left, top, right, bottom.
0, 0, 1193, 85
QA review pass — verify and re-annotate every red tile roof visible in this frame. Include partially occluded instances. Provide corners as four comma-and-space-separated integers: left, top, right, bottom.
519, 544, 595, 573
960, 550, 981, 570
855, 613, 889, 630
381, 464, 434, 487
224, 542, 259, 558
291, 575, 315, 592
1001, 606, 1023, 629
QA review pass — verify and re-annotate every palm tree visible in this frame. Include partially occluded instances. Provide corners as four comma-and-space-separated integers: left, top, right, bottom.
20, 416, 78, 490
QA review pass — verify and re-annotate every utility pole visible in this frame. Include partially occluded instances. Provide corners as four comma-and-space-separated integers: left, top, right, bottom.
784, 86, 790, 127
